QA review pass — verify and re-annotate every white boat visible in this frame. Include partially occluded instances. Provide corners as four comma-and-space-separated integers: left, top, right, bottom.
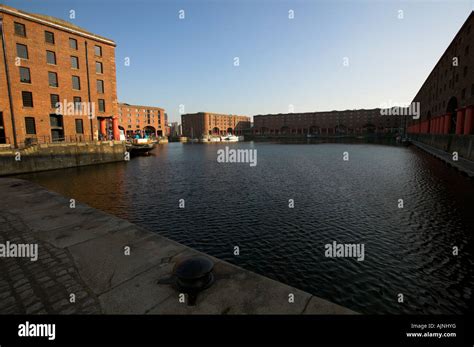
221, 134, 240, 142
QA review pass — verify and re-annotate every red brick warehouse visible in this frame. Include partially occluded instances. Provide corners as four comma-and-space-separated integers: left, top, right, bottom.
407, 12, 474, 135
118, 102, 166, 139
0, 4, 119, 147
253, 108, 402, 135
181, 112, 251, 138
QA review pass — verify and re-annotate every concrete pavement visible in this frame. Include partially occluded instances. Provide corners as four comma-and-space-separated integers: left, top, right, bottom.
0, 177, 357, 315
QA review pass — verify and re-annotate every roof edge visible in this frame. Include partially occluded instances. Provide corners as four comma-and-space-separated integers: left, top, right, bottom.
0, 4, 116, 46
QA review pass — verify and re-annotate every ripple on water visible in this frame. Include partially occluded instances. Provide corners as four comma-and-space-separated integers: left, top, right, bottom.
19, 143, 474, 314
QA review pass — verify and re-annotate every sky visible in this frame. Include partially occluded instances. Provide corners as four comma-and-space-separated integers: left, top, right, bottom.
4, 0, 474, 123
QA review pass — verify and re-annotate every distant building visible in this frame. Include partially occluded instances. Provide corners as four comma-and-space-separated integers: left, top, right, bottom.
408, 11, 474, 135
170, 122, 182, 137
0, 4, 119, 147
253, 108, 402, 135
118, 102, 165, 137
181, 112, 250, 138
164, 112, 170, 136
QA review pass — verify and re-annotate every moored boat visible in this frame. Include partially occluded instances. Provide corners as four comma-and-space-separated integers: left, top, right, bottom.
126, 138, 155, 156
221, 134, 239, 142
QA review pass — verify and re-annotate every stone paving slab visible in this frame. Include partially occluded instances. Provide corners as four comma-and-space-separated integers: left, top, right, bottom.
0, 177, 357, 314
303, 296, 357, 315
69, 232, 186, 295
147, 260, 313, 315
35, 214, 133, 249
99, 262, 178, 314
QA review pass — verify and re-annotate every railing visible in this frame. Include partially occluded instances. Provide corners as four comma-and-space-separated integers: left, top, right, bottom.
0, 134, 123, 150
18, 135, 95, 147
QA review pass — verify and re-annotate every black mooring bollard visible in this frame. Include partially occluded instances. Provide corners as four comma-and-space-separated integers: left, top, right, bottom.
172, 256, 215, 306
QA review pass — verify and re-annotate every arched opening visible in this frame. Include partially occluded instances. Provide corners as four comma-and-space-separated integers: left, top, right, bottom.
118, 126, 125, 141
143, 126, 156, 138
280, 126, 290, 134
212, 127, 220, 135
226, 127, 233, 135
260, 127, 269, 134
446, 96, 458, 134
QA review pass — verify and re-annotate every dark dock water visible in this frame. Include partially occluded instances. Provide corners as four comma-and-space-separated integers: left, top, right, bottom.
19, 142, 474, 314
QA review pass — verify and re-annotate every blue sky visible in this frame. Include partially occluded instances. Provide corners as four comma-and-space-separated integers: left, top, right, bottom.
4, 0, 474, 122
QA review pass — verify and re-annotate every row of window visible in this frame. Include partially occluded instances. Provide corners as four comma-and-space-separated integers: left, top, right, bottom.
119, 108, 161, 114
122, 113, 158, 118
21, 91, 106, 112
19, 66, 104, 93
14, 22, 103, 56
121, 118, 158, 124
16, 43, 103, 72
24, 116, 84, 135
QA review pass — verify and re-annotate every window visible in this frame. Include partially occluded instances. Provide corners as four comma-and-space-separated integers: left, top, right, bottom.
16, 44, 28, 59
462, 88, 466, 100
97, 80, 104, 93
472, 84, 474, 97
46, 50, 56, 64
464, 66, 468, 77
94, 45, 102, 56
22, 91, 33, 107
71, 56, 79, 69
69, 38, 78, 50
45, 31, 55, 44
50, 114, 64, 141
95, 61, 103, 73
25, 117, 36, 134
48, 72, 58, 87
466, 45, 470, 56
14, 22, 26, 37
50, 94, 59, 109
19, 67, 31, 83
73, 97, 82, 111
72, 76, 81, 90
75, 119, 84, 134
50, 114, 63, 127
0, 112, 4, 144
98, 99, 105, 112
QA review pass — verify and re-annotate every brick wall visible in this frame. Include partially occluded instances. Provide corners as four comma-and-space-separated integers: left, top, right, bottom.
118, 103, 166, 137
0, 5, 118, 147
181, 112, 251, 137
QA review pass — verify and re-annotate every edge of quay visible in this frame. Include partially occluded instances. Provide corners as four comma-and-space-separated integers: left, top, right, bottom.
0, 177, 357, 315
410, 140, 474, 178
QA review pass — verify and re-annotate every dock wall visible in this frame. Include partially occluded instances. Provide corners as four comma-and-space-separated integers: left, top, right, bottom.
0, 141, 126, 176
409, 134, 474, 162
